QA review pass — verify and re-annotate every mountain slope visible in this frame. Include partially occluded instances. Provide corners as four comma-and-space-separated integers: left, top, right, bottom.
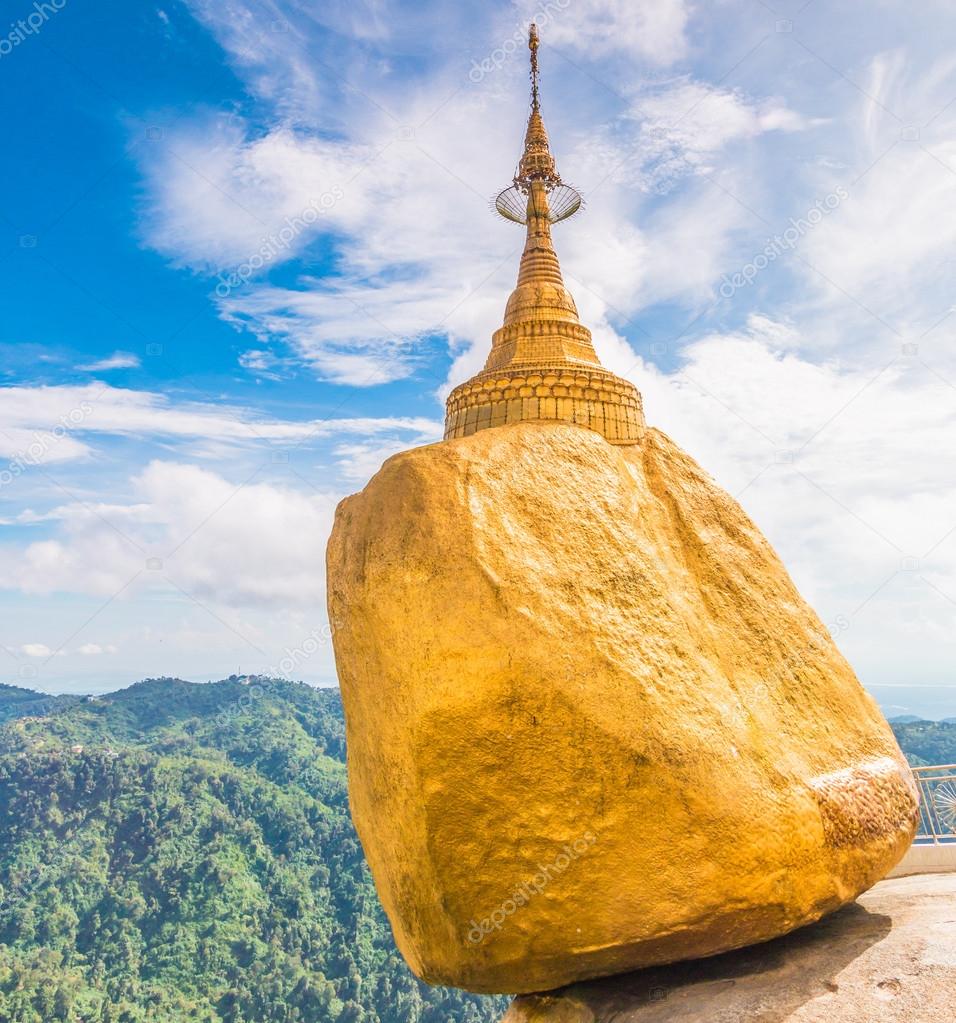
0, 678, 506, 1023
890, 719, 956, 767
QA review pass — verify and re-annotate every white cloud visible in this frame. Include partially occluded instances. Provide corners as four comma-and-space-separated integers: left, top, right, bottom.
0, 428, 90, 466
539, 0, 690, 65
562, 180, 751, 326
181, 0, 336, 121
139, 122, 357, 272
137, 111, 515, 385
333, 438, 417, 482
21, 643, 52, 658
135, 0, 807, 391
77, 643, 118, 655
238, 349, 285, 380
221, 277, 454, 387
556, 77, 810, 205
78, 352, 142, 372
137, 76, 800, 390
11, 462, 342, 608
625, 82, 811, 190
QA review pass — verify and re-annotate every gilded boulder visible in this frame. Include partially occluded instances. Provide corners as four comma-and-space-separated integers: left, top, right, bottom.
326, 422, 918, 994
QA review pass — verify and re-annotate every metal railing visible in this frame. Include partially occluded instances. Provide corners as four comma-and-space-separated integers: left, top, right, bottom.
911, 764, 956, 844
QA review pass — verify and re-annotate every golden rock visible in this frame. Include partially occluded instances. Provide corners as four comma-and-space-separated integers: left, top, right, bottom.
327, 421, 918, 994
326, 26, 917, 998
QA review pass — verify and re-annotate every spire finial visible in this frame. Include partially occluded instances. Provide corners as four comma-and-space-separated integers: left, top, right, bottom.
529, 23, 540, 113
492, 24, 582, 224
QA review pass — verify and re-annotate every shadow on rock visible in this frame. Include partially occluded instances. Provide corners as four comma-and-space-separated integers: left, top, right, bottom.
505, 902, 894, 1022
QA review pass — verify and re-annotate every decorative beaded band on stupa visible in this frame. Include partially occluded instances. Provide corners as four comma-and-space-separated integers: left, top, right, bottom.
444, 24, 644, 445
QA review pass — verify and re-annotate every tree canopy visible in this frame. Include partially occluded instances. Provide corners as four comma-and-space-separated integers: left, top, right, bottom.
0, 677, 507, 1023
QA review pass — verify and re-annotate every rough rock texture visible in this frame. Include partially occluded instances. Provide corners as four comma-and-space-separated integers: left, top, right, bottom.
501, 872, 956, 1022
326, 422, 918, 995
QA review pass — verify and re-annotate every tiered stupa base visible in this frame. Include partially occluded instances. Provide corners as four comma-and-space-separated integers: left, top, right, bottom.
444, 366, 644, 444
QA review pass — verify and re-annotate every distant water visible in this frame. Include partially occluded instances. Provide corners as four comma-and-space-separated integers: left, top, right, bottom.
870, 682, 956, 722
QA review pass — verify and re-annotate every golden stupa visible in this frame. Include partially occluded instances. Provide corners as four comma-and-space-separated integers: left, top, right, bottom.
328, 25, 918, 997
444, 25, 644, 445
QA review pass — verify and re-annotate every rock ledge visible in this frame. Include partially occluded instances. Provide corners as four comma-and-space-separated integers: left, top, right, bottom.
502, 872, 956, 1023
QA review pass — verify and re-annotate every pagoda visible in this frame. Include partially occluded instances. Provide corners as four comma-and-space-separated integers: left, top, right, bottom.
444, 25, 645, 445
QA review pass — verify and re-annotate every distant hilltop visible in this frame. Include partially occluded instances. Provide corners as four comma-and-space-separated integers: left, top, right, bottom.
3, 678, 954, 763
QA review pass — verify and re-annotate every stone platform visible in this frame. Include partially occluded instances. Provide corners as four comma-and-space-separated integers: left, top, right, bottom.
500, 872, 956, 1022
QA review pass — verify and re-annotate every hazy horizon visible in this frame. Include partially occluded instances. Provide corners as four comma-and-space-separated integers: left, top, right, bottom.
6, 673, 954, 722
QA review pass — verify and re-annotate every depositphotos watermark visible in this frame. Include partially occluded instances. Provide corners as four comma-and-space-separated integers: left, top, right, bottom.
0, 0, 67, 59
0, 401, 93, 491
215, 188, 344, 298
467, 831, 597, 944
719, 187, 849, 299
469, 1, 570, 83
210, 621, 342, 726
273, 620, 340, 679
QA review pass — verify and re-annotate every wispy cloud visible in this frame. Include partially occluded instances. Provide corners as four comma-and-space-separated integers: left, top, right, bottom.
534, 0, 691, 64
0, 383, 442, 461
77, 351, 142, 372
798, 51, 956, 339
622, 81, 813, 190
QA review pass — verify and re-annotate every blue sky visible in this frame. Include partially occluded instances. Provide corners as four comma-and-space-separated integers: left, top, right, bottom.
3, 0, 956, 717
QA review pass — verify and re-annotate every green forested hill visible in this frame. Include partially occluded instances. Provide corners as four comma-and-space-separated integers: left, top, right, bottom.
0, 678, 507, 1023
890, 719, 956, 766
0, 683, 81, 725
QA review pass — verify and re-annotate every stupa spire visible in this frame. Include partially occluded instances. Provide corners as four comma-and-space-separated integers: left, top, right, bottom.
530, 21, 540, 111
516, 24, 558, 187
443, 26, 645, 445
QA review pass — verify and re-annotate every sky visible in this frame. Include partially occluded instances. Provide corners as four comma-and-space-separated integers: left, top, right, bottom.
2, 0, 956, 718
